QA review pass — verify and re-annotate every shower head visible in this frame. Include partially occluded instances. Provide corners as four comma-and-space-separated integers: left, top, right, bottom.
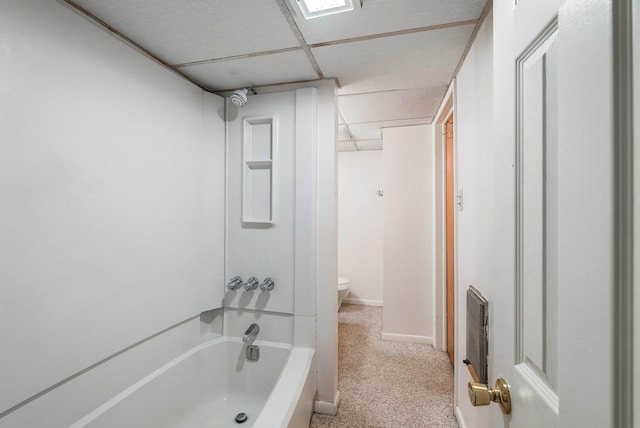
230, 88, 255, 107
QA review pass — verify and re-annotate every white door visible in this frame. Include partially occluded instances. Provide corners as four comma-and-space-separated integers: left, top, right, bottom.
481, 0, 622, 426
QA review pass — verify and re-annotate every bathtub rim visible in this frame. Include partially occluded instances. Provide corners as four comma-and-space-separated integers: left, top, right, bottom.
253, 346, 315, 428
69, 336, 295, 427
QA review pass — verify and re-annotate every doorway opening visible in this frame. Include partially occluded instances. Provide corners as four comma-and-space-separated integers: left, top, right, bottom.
432, 83, 455, 365
445, 113, 455, 365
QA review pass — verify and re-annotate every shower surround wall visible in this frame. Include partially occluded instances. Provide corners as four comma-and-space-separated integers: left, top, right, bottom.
224, 85, 339, 411
224, 88, 319, 341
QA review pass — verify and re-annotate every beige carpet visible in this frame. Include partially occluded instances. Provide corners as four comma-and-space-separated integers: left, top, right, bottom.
310, 304, 458, 428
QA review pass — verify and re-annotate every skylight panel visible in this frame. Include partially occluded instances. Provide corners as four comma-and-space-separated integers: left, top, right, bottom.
295, 0, 357, 19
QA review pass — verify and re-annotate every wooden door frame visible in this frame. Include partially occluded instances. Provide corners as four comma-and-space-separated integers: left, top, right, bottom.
444, 114, 455, 366
432, 81, 456, 358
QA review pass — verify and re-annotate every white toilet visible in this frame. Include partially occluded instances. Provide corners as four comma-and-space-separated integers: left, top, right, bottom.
338, 277, 351, 309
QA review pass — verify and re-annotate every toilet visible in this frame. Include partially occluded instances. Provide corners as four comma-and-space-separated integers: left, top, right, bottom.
337, 277, 351, 309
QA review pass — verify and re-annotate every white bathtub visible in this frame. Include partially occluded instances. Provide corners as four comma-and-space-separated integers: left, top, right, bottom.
70, 337, 315, 428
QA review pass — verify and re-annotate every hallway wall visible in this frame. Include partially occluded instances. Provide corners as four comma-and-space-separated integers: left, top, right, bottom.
338, 150, 384, 305
382, 125, 435, 342
452, 11, 494, 428
0, 2, 225, 423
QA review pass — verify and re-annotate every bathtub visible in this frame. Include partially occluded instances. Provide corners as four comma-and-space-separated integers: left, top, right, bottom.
70, 337, 316, 428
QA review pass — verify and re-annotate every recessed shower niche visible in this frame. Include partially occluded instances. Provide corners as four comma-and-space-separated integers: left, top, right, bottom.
242, 116, 276, 224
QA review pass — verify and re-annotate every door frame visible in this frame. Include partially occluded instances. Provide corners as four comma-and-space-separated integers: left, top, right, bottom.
432, 81, 456, 357
632, 2, 640, 425
614, 0, 635, 424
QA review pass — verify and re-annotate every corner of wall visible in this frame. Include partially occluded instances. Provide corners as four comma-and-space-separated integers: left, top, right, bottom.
314, 81, 339, 405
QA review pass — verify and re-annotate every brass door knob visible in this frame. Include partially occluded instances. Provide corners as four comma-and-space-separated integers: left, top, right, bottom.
468, 378, 511, 414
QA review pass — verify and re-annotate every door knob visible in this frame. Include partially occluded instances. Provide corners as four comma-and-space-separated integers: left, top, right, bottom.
468, 378, 511, 414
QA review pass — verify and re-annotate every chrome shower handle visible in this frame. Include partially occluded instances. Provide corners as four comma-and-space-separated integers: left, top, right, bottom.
244, 276, 259, 291
260, 277, 275, 292
226, 276, 243, 290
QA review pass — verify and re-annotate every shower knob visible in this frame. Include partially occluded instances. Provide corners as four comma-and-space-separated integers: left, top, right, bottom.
244, 277, 259, 291
260, 277, 275, 292
226, 276, 243, 290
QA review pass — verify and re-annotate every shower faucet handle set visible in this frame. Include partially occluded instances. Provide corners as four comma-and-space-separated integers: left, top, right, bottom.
225, 276, 275, 292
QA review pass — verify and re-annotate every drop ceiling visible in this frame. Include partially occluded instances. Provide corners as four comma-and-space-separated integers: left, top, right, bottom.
68, 0, 488, 151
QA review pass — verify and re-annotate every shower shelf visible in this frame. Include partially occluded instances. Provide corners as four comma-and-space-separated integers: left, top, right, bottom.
245, 160, 272, 169
242, 116, 276, 225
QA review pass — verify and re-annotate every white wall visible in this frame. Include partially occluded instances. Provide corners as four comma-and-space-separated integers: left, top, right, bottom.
338, 150, 384, 304
382, 125, 434, 342
452, 12, 493, 428
0, 1, 224, 422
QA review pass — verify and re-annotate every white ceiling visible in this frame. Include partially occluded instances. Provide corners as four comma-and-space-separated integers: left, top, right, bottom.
69, 0, 487, 151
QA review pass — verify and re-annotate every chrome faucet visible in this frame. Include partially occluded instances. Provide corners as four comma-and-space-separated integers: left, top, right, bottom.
244, 276, 259, 291
226, 276, 243, 290
242, 323, 260, 342
260, 277, 275, 292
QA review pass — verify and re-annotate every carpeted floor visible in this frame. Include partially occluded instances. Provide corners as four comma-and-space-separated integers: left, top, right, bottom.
310, 304, 458, 428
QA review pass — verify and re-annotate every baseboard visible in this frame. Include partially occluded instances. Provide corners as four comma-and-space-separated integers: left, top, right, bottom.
454, 406, 468, 428
381, 332, 434, 345
343, 298, 383, 307
313, 390, 341, 416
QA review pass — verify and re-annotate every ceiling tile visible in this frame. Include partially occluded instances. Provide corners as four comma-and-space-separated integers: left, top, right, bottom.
373, 118, 434, 128
339, 87, 446, 123
338, 141, 358, 152
339, 118, 434, 156
73, 0, 301, 65
177, 50, 319, 91
338, 124, 351, 141
337, 140, 383, 152
347, 123, 382, 141
288, 0, 485, 45
313, 25, 474, 93
340, 119, 433, 142
357, 139, 383, 151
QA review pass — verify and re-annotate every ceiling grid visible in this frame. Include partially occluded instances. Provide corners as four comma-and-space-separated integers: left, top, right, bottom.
66, 0, 488, 151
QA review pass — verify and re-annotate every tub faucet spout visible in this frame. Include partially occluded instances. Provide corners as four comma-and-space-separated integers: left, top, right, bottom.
242, 323, 260, 342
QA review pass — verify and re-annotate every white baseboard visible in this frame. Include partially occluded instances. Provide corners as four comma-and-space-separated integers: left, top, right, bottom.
343, 298, 383, 307
381, 332, 434, 345
313, 390, 341, 415
454, 406, 468, 428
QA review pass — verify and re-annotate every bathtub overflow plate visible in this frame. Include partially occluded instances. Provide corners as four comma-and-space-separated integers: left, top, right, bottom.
235, 412, 248, 424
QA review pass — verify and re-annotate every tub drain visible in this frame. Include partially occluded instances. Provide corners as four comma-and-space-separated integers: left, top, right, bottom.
234, 412, 248, 424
